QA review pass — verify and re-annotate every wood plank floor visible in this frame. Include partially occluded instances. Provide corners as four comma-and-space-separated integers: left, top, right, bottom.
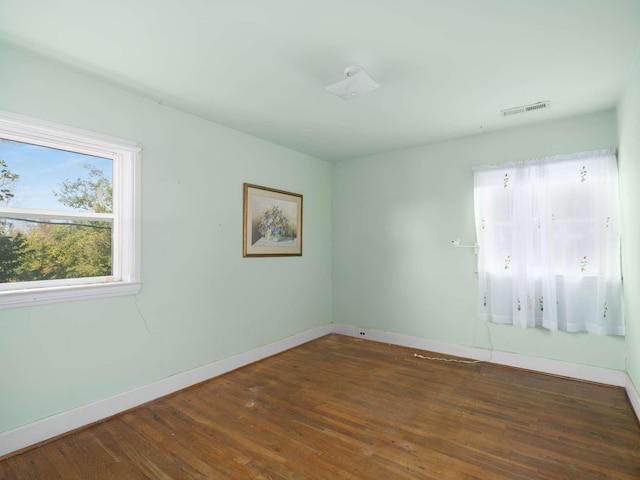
2, 334, 640, 479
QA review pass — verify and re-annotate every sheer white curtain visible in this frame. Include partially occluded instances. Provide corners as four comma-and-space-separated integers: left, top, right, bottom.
473, 149, 623, 335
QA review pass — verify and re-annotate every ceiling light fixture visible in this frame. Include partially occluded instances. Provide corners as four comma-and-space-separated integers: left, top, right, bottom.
325, 66, 380, 100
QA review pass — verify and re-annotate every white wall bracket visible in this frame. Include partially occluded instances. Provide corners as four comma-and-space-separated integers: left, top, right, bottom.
452, 238, 479, 255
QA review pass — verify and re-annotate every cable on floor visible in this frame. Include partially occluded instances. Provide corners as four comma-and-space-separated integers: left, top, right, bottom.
413, 353, 483, 364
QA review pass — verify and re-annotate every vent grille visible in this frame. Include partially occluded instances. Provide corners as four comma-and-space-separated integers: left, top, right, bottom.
501, 101, 550, 117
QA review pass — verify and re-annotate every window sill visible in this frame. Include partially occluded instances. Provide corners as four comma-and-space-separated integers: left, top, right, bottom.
0, 281, 143, 309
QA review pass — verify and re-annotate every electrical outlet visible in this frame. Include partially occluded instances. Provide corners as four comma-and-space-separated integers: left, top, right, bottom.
359, 330, 366, 337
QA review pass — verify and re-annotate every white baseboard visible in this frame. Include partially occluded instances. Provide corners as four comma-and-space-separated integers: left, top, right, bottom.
333, 323, 640, 420
0, 324, 333, 458
3, 322, 639, 458
333, 324, 629, 386
626, 375, 640, 420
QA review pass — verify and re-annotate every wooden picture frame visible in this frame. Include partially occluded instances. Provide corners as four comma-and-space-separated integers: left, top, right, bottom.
243, 183, 303, 257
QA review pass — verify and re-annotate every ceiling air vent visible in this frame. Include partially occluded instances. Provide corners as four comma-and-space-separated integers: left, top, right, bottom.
501, 101, 550, 117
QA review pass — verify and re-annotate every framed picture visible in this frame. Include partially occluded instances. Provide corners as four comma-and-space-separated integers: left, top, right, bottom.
243, 183, 303, 257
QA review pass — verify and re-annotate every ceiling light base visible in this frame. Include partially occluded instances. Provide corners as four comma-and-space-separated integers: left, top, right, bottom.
326, 65, 380, 100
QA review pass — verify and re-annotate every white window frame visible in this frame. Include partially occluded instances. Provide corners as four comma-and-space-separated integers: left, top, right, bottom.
0, 110, 141, 308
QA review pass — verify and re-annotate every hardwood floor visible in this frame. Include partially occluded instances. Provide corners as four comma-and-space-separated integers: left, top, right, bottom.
2, 334, 640, 479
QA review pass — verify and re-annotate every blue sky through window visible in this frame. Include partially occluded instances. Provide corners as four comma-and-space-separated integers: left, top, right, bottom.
0, 139, 112, 211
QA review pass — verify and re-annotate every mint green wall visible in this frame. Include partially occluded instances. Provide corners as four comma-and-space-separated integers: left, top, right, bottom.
0, 43, 332, 432
333, 110, 625, 369
619, 54, 640, 389
0, 38, 633, 437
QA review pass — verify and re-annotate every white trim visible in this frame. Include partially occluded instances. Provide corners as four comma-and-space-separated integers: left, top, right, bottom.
1, 275, 114, 292
626, 375, 640, 421
1, 322, 636, 459
0, 281, 142, 309
0, 324, 332, 458
114, 148, 142, 283
0, 109, 140, 155
333, 324, 627, 386
0, 206, 113, 222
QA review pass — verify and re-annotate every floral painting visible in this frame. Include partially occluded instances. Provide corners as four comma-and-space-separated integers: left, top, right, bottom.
243, 183, 303, 256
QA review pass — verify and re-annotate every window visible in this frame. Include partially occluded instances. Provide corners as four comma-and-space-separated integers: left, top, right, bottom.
0, 110, 141, 308
473, 149, 623, 335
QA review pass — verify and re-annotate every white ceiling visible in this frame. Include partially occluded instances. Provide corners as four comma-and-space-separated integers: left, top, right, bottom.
0, 0, 638, 161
